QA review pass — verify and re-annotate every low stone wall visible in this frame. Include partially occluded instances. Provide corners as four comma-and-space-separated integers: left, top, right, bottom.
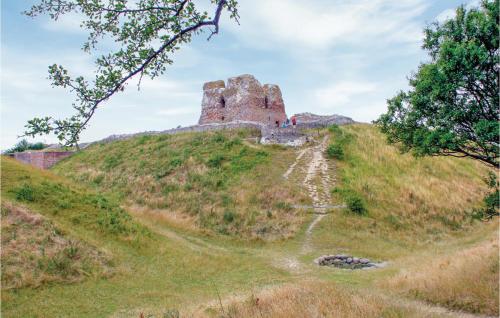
87, 114, 355, 148
260, 126, 307, 146
11, 151, 74, 169
96, 121, 265, 144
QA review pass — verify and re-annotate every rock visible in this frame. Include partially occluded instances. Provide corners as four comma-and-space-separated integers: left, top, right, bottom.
335, 254, 348, 259
352, 257, 359, 264
346, 257, 353, 263
360, 258, 370, 264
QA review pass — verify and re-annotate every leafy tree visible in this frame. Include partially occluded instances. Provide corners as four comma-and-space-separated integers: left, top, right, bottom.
23, 0, 239, 148
376, 0, 499, 168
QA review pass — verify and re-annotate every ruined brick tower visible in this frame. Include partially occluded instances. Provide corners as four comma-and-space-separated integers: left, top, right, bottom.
198, 74, 287, 126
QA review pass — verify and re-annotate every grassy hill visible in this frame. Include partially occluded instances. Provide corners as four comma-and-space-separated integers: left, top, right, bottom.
1, 124, 497, 317
53, 129, 310, 239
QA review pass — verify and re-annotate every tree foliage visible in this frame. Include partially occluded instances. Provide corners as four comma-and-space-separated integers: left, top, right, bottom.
23, 0, 239, 147
376, 0, 499, 167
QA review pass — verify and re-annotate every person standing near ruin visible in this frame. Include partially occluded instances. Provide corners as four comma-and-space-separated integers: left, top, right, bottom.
291, 115, 297, 128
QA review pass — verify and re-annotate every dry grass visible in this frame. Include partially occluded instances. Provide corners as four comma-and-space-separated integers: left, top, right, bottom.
382, 230, 499, 316
191, 281, 434, 318
1, 201, 112, 289
52, 129, 310, 239
330, 124, 491, 240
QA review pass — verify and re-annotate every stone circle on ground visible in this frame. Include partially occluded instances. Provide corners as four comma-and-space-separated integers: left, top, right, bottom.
314, 254, 379, 269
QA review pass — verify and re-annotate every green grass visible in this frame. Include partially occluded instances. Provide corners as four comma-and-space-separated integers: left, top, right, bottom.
1, 157, 291, 317
52, 129, 309, 239
1, 124, 497, 317
327, 124, 491, 240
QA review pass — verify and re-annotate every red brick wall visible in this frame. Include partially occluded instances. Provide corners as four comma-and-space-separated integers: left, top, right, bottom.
13, 151, 74, 169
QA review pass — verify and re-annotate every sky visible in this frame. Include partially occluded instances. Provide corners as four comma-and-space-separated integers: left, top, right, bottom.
1, 0, 480, 149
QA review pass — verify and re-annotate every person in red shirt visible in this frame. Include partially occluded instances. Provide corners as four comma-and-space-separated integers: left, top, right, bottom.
291, 115, 297, 128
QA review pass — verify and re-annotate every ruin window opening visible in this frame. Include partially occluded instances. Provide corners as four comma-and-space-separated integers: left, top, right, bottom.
264, 96, 269, 108
221, 116, 225, 121
275, 120, 279, 127
220, 96, 225, 108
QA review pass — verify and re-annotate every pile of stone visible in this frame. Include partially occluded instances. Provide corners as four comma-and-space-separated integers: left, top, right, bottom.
314, 254, 377, 269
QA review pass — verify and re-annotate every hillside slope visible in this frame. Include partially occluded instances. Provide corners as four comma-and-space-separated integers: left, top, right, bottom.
0, 157, 293, 317
1, 124, 497, 317
53, 128, 310, 239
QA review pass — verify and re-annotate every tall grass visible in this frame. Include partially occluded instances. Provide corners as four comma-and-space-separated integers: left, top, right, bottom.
194, 281, 431, 318
382, 233, 499, 316
1, 201, 112, 289
329, 124, 491, 240
52, 129, 309, 239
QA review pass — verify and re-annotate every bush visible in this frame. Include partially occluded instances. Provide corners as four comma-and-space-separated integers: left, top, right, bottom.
223, 210, 235, 223
328, 124, 341, 134
326, 144, 344, 159
211, 133, 226, 143
346, 194, 367, 215
207, 153, 225, 168
14, 184, 36, 202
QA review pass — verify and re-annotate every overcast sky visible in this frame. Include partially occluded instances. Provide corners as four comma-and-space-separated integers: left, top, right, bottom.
1, 0, 479, 149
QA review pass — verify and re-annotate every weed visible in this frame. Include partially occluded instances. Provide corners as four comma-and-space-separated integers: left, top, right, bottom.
223, 211, 235, 223
326, 144, 344, 159
13, 184, 36, 202
207, 153, 225, 168
345, 194, 367, 215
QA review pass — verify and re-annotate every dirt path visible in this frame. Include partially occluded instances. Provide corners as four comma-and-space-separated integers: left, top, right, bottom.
275, 135, 339, 271
300, 135, 335, 254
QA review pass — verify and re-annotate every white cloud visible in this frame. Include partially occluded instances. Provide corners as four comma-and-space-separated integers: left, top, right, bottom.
437, 0, 481, 23
223, 0, 428, 51
436, 8, 456, 23
315, 81, 378, 107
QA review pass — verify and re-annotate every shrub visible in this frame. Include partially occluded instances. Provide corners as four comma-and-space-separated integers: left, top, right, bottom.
328, 124, 341, 134
207, 153, 225, 168
346, 194, 367, 215
326, 144, 344, 159
211, 133, 226, 143
223, 210, 235, 223
14, 184, 36, 202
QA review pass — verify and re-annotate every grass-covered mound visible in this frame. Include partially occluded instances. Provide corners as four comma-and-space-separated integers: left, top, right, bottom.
53, 129, 309, 239
1, 157, 146, 242
1, 201, 112, 289
327, 124, 491, 241
0, 157, 291, 317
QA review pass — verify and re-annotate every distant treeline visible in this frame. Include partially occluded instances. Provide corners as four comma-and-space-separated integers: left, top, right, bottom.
4, 139, 47, 154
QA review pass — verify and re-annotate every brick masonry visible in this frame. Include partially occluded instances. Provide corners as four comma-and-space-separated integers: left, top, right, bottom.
11, 151, 74, 169
198, 74, 287, 127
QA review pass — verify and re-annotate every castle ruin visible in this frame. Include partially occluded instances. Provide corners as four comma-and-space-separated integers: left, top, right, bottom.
198, 74, 287, 127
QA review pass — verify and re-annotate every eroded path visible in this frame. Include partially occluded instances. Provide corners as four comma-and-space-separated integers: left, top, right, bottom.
300, 135, 336, 254
277, 134, 340, 270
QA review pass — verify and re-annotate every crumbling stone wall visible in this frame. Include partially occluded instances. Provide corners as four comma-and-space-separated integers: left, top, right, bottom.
11, 151, 74, 169
198, 74, 287, 126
